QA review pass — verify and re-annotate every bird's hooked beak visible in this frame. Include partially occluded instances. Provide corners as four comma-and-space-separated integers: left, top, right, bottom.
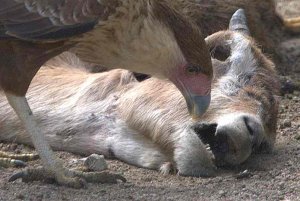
185, 93, 211, 119
170, 73, 212, 119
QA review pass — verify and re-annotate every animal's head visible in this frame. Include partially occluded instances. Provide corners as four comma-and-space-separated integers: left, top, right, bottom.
151, 1, 213, 118
193, 9, 280, 166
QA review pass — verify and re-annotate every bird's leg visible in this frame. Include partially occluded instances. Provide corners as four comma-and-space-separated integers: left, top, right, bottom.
5, 92, 86, 187
0, 151, 39, 161
0, 151, 39, 168
4, 92, 125, 187
9, 167, 126, 184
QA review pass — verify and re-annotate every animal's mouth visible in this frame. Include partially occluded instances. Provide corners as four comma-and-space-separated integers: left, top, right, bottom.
192, 121, 268, 167
192, 122, 229, 166
193, 123, 223, 165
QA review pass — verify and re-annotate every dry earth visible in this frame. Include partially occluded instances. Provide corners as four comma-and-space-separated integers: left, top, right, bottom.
0, 1, 300, 201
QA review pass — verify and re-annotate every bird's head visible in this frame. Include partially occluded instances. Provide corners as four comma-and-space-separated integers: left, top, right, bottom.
152, 2, 213, 119
168, 62, 212, 119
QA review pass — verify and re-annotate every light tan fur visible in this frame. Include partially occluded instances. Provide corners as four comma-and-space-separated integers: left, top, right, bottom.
0, 30, 280, 176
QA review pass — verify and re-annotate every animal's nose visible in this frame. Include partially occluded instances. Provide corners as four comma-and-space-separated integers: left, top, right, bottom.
193, 114, 264, 166
214, 128, 233, 155
215, 115, 263, 152
213, 114, 264, 165
242, 115, 263, 150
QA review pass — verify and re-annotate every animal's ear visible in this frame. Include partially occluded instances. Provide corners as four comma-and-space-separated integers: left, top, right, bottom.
229, 9, 250, 36
191, 122, 218, 145
206, 9, 253, 78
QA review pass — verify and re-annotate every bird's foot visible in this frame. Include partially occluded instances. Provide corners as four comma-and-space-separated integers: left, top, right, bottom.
0, 157, 27, 168
0, 151, 39, 168
9, 166, 126, 188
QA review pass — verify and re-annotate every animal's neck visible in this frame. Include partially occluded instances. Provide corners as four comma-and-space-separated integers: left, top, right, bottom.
70, 0, 195, 77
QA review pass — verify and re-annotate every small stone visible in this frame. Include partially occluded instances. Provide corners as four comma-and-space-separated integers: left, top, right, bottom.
278, 181, 285, 190
16, 194, 25, 200
292, 97, 299, 103
84, 154, 108, 171
100, 189, 107, 193
2, 146, 8, 152
10, 144, 18, 151
295, 134, 300, 141
280, 119, 292, 128
15, 149, 21, 154
123, 183, 134, 188
218, 190, 226, 196
36, 194, 44, 201
286, 94, 293, 99
293, 91, 300, 96
236, 170, 251, 179
143, 177, 152, 182
275, 0, 300, 32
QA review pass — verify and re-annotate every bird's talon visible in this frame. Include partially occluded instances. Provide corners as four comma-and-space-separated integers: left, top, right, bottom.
13, 160, 27, 168
8, 167, 126, 187
8, 171, 28, 182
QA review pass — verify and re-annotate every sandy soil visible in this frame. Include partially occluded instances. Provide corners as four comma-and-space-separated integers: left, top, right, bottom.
1, 2, 300, 201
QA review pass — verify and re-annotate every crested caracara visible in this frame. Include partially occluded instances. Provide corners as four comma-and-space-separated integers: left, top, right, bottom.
0, 0, 212, 187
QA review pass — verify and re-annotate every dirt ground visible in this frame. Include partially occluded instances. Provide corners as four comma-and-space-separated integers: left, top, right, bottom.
1, 2, 300, 201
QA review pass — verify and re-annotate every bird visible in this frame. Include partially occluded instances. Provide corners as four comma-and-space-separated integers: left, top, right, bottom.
0, 0, 213, 187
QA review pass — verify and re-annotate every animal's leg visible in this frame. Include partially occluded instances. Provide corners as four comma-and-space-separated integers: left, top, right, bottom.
173, 127, 216, 177
107, 127, 174, 174
5, 93, 125, 187
5, 92, 82, 187
0, 151, 39, 168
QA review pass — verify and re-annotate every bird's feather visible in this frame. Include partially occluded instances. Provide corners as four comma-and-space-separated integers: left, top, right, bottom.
0, 0, 118, 40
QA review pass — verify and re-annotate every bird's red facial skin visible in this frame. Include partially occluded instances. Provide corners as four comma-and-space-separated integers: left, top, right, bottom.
170, 64, 211, 97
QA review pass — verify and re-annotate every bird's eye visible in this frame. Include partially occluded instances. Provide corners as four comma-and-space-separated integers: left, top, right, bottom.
186, 65, 202, 75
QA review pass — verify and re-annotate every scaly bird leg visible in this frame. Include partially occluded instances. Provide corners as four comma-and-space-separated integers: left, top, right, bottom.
9, 167, 126, 184
0, 151, 39, 168
5, 92, 125, 187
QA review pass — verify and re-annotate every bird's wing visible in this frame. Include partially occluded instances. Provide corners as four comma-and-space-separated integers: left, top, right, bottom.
0, 0, 118, 41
